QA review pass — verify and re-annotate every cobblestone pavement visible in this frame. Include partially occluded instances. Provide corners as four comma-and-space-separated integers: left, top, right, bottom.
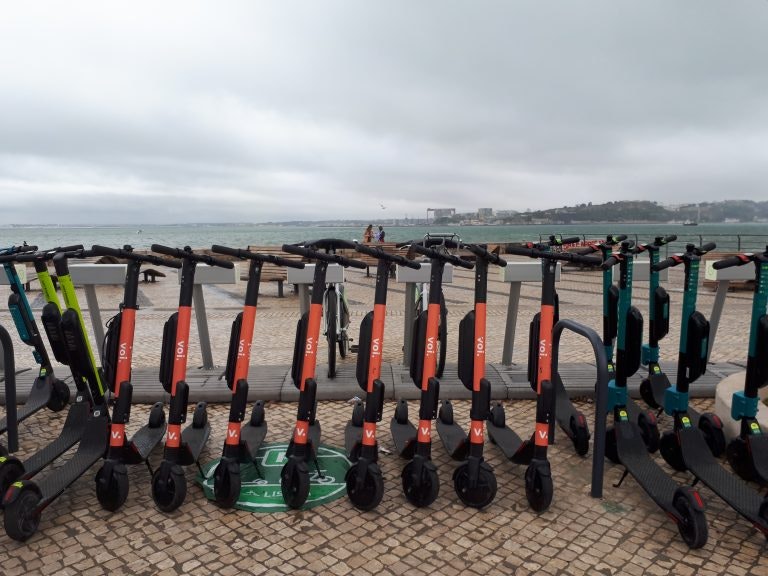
0, 261, 766, 574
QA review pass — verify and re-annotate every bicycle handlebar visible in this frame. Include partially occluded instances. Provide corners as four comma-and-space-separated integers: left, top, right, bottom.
211, 245, 305, 269
91, 245, 183, 269
410, 243, 474, 269
281, 244, 367, 269
460, 243, 507, 267
151, 244, 234, 269
354, 242, 420, 269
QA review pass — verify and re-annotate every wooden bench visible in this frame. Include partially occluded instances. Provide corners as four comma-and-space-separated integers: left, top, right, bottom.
341, 242, 401, 277
142, 268, 166, 283
246, 245, 306, 297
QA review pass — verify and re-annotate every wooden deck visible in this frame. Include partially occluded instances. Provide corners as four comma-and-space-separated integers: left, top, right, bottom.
0, 362, 744, 405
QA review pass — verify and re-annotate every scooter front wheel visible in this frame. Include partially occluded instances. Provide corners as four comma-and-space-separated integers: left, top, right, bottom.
639, 378, 658, 409
453, 461, 496, 509
725, 437, 757, 482
152, 462, 187, 512
637, 411, 660, 453
698, 413, 725, 458
659, 432, 687, 472
47, 378, 71, 412
525, 460, 553, 513
604, 427, 620, 464
95, 463, 129, 511
346, 462, 384, 511
281, 457, 310, 509
214, 458, 241, 509
569, 414, 589, 456
401, 460, 439, 507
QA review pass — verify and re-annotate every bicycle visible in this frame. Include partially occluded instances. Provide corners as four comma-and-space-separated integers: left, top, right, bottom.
323, 276, 352, 378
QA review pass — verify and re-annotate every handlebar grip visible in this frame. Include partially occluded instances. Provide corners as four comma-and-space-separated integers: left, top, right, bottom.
15, 245, 38, 254
662, 235, 677, 244
281, 244, 313, 258
697, 242, 716, 255
461, 243, 507, 267
268, 255, 305, 269
712, 255, 749, 270
609, 234, 628, 244
203, 254, 234, 269
91, 245, 122, 258
600, 255, 620, 270
652, 257, 678, 271
550, 235, 581, 246
397, 256, 421, 270
57, 244, 85, 253
151, 244, 180, 258
210, 244, 241, 258
449, 254, 474, 269
339, 255, 368, 270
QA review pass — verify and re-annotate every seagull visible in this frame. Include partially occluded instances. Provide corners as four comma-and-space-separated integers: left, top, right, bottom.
380, 204, 387, 210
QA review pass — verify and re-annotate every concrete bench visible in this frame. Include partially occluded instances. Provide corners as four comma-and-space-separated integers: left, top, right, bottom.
246, 245, 305, 297
704, 257, 755, 358
287, 264, 345, 316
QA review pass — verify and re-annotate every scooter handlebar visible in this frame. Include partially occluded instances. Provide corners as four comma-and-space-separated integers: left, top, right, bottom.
600, 255, 621, 270
549, 235, 581, 246
211, 245, 304, 269
652, 255, 682, 271
507, 245, 603, 267
712, 254, 751, 270
91, 245, 183, 269
354, 242, 421, 269
410, 243, 474, 269
281, 244, 367, 269
695, 242, 717, 256
460, 243, 507, 267
150, 244, 233, 269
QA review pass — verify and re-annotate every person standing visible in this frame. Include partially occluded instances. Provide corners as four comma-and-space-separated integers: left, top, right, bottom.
363, 224, 373, 243
377, 225, 385, 242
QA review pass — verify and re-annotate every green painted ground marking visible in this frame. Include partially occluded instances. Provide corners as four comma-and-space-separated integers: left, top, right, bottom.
196, 442, 350, 512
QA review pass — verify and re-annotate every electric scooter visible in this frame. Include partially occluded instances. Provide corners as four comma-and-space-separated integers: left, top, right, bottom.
390, 238, 474, 507
577, 236, 661, 452
207, 244, 304, 508
655, 243, 768, 539
344, 242, 419, 510
0, 245, 70, 456
601, 241, 709, 548
639, 237, 726, 457
0, 246, 99, 496
149, 245, 233, 512
714, 248, 768, 483
436, 243, 505, 508
524, 235, 594, 456
488, 243, 601, 511
3, 248, 110, 541
91, 245, 181, 511
279, 240, 366, 509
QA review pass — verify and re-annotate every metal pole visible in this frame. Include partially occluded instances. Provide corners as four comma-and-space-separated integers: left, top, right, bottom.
192, 284, 214, 369
708, 280, 731, 359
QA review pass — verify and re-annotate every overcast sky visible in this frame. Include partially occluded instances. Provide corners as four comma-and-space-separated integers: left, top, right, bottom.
1, 1, 767, 224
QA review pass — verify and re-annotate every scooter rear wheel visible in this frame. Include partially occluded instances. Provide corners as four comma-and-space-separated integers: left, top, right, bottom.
346, 462, 384, 511
402, 460, 439, 507
95, 463, 129, 511
673, 489, 708, 549
639, 378, 658, 409
570, 414, 589, 456
604, 427, 620, 464
0, 456, 26, 495
214, 458, 241, 509
453, 461, 496, 509
351, 401, 364, 427
281, 457, 310, 509
438, 401, 454, 426
3, 484, 41, 542
152, 463, 187, 512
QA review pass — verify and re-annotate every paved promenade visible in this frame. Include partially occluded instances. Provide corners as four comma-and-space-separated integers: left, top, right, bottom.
0, 260, 765, 574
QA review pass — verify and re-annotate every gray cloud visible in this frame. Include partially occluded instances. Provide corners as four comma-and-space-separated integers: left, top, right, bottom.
1, 1, 767, 224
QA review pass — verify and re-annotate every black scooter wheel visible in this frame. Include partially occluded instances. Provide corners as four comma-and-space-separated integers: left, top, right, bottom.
489, 403, 505, 428
152, 463, 187, 512
3, 484, 42, 542
604, 427, 620, 464
438, 401, 454, 426
659, 432, 687, 472
96, 463, 129, 511
192, 402, 208, 429
453, 461, 497, 509
250, 401, 266, 427
47, 379, 70, 412
346, 462, 384, 511
637, 411, 660, 454
148, 402, 166, 428
698, 413, 726, 458
726, 437, 757, 482
570, 414, 590, 456
281, 457, 310, 509
214, 458, 241, 509
524, 461, 553, 513
401, 460, 439, 508
351, 401, 364, 427
394, 399, 409, 425
639, 378, 658, 409
673, 489, 708, 549
0, 456, 26, 497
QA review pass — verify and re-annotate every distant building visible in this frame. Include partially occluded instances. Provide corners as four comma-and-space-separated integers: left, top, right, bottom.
477, 208, 493, 220
432, 208, 456, 220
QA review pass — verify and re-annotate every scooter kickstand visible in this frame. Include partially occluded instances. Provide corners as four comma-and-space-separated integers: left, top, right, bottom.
613, 468, 630, 488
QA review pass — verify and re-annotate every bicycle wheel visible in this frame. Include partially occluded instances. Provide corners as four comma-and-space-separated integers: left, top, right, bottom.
326, 291, 337, 378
